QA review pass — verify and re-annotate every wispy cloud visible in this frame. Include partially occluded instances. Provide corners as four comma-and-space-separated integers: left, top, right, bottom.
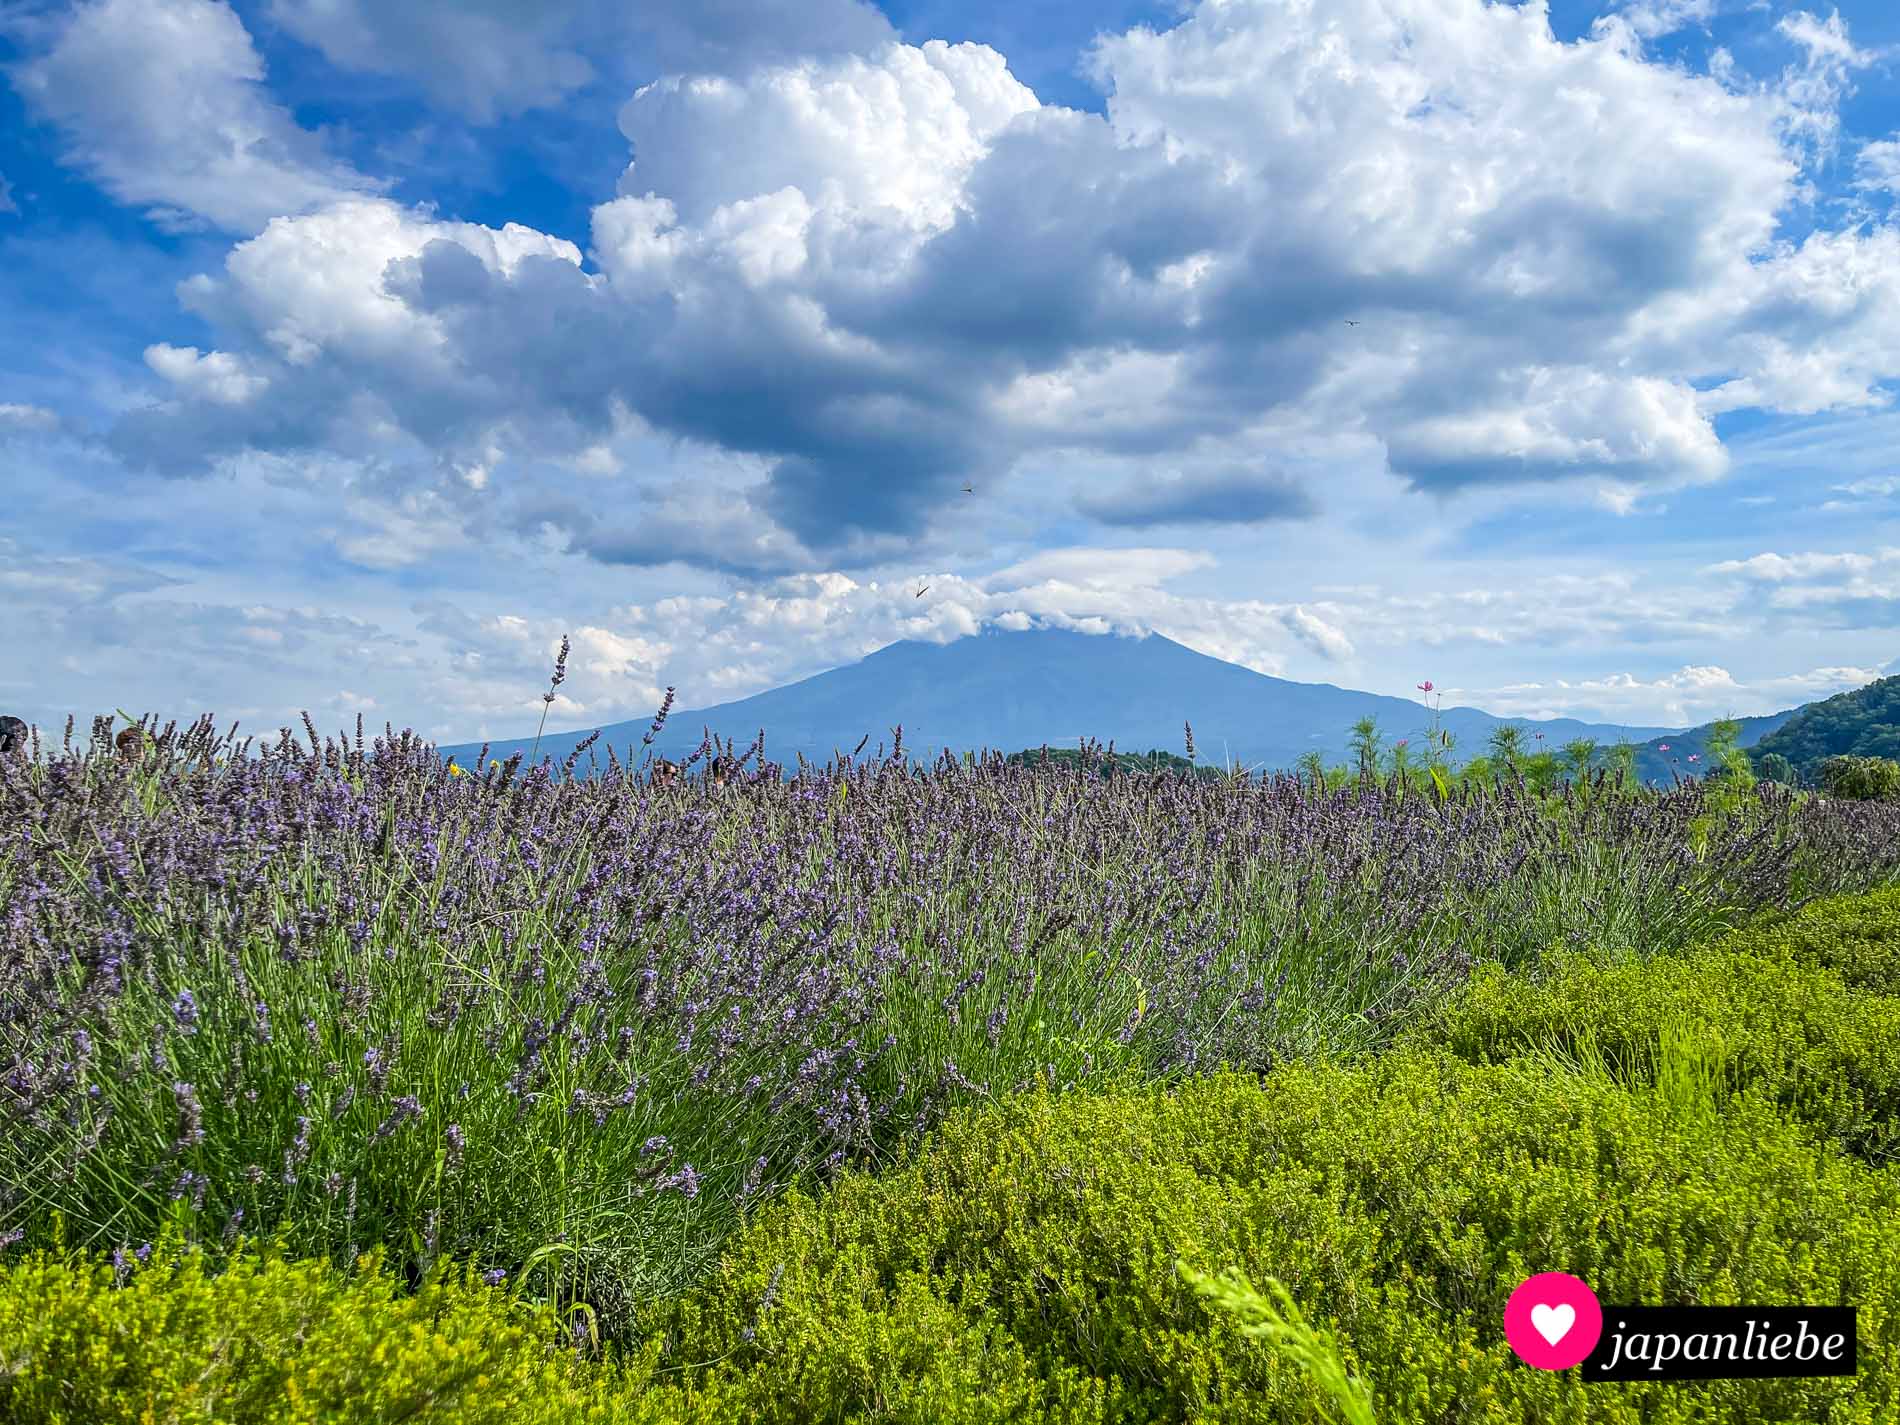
1819, 473, 1900, 509
259, 0, 896, 123
1455, 661, 1879, 726
0, 403, 60, 434
7, 0, 386, 232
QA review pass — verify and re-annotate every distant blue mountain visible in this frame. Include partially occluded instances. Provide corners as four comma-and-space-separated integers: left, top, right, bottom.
437, 627, 1716, 778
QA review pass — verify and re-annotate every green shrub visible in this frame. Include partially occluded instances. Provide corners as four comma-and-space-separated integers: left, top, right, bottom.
1720, 884, 1900, 997
0, 1232, 679, 1423
1820, 754, 1900, 800
0, 1229, 1089, 1425
1407, 894, 1900, 1164
7, 1058, 1898, 1422
639, 1054, 1900, 1422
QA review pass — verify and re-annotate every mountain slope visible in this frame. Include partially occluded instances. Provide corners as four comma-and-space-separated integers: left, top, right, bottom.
437, 627, 1686, 777
1750, 675, 1900, 774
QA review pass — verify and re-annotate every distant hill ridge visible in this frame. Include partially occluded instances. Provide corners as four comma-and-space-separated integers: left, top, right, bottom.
439, 627, 1799, 779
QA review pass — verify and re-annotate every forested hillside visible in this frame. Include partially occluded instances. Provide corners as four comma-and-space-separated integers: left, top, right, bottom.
1751, 676, 1900, 777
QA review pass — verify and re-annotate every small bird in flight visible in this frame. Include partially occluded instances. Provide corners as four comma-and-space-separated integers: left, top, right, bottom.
915, 584, 929, 598
1344, 319, 1360, 326
962, 483, 974, 493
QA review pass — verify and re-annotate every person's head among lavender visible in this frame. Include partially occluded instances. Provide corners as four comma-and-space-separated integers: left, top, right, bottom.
0, 716, 26, 758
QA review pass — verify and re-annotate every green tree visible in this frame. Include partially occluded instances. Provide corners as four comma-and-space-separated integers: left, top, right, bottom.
1701, 717, 1754, 788
1296, 749, 1326, 790
1485, 723, 1526, 774
1605, 737, 1639, 790
1819, 754, 1900, 800
1750, 673, 1900, 779
1347, 716, 1384, 781
1753, 750, 1797, 785
1561, 737, 1598, 785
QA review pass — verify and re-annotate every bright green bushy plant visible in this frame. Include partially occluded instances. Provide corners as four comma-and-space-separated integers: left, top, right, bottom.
1348, 715, 1385, 781
1697, 718, 1757, 830
631, 1047, 1900, 1422
1741, 883, 1900, 996
1406, 896, 1900, 1164
0, 1233, 1079, 1424
0, 1227, 679, 1424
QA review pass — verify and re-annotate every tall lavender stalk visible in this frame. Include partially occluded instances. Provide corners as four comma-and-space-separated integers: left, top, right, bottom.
527, 634, 571, 769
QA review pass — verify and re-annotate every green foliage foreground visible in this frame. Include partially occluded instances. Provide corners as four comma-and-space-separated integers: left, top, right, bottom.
1409, 884, 1900, 1165
4, 889, 1899, 1424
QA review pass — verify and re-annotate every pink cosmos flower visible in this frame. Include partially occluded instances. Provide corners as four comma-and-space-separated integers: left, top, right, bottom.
1687, 753, 1700, 763
1417, 680, 1434, 693
1659, 743, 1671, 752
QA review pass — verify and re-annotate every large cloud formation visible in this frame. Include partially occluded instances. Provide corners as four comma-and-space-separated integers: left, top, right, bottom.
71, 0, 1900, 571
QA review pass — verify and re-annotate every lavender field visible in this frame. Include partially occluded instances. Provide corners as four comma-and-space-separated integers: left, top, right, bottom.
5, 705, 1900, 1357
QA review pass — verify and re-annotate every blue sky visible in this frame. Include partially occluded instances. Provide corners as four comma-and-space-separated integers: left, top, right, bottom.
2, 0, 1899, 744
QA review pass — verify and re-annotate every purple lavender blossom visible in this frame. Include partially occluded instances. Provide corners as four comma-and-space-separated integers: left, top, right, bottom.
171, 1081, 205, 1150
659, 1164, 701, 1198
370, 1095, 424, 1141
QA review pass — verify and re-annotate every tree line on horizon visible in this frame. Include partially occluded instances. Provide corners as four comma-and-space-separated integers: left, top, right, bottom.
1002, 718, 1741, 794
1002, 694, 1900, 801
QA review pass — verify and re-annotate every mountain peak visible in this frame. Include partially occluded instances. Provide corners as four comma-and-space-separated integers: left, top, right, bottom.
438, 625, 1697, 775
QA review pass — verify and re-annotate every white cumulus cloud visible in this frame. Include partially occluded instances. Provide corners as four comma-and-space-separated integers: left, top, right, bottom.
7, 0, 385, 233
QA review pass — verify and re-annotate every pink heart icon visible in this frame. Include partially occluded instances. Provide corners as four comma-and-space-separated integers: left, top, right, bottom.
1505, 1273, 1602, 1370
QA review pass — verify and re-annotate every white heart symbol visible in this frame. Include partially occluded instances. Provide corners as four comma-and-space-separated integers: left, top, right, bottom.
1531, 1303, 1576, 1346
